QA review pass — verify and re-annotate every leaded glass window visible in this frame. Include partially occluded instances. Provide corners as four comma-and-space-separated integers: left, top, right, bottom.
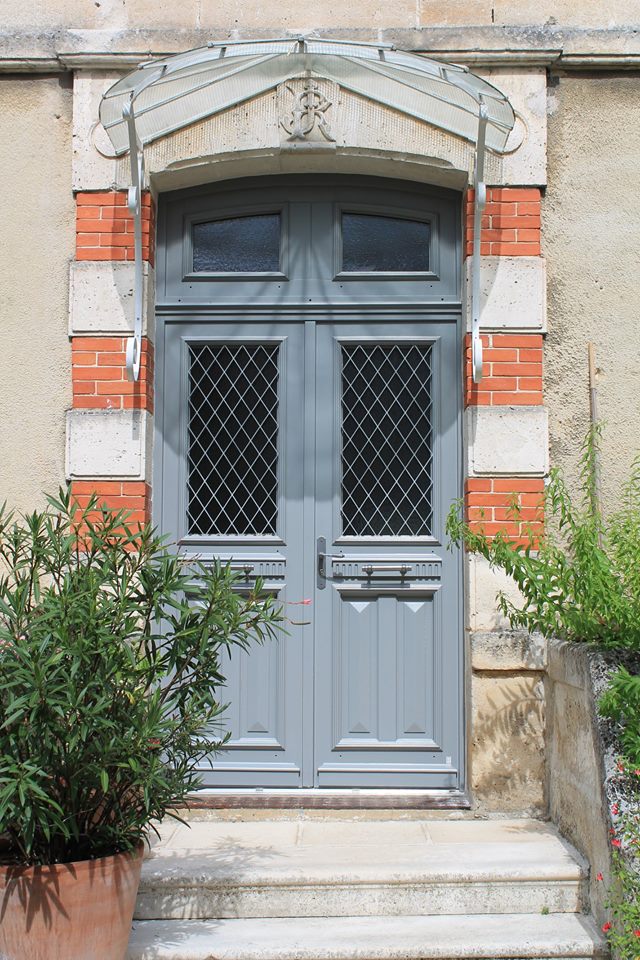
187, 343, 279, 536
341, 343, 433, 537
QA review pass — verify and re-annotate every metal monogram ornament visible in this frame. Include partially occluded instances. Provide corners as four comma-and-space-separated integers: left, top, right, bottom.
280, 79, 336, 142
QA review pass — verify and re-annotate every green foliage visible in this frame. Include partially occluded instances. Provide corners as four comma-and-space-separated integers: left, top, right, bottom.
600, 671, 640, 767
602, 805, 640, 959
0, 488, 282, 866
446, 427, 640, 651
447, 424, 640, 799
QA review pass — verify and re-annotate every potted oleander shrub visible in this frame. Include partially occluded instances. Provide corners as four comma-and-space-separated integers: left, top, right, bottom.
0, 489, 281, 960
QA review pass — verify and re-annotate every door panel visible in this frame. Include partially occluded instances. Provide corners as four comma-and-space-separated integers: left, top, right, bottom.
159, 320, 307, 787
313, 322, 461, 788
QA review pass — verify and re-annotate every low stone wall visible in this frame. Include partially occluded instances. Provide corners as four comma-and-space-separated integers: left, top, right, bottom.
470, 630, 547, 816
546, 639, 612, 926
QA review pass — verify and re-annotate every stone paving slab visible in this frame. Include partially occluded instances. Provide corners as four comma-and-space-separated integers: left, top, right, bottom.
127, 913, 606, 960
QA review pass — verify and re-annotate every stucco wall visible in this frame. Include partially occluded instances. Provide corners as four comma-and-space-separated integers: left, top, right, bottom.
545, 75, 640, 512
0, 76, 73, 512
1, 0, 637, 31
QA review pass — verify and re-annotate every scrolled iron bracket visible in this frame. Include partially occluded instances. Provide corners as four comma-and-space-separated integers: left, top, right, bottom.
471, 100, 488, 384
123, 95, 144, 382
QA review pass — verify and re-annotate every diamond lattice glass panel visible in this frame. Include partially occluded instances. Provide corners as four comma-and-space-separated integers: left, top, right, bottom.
341, 343, 433, 537
192, 214, 281, 272
187, 343, 279, 536
342, 213, 430, 273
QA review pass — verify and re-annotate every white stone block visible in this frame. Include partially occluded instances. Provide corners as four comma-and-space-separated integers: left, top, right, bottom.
466, 554, 525, 633
66, 410, 152, 480
466, 406, 548, 476
475, 68, 547, 187
465, 257, 546, 332
69, 261, 155, 338
72, 71, 129, 191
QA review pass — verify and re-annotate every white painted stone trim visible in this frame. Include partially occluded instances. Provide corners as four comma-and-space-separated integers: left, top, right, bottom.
466, 554, 525, 633
66, 409, 153, 480
464, 256, 546, 332
69, 261, 155, 338
465, 406, 549, 477
72, 70, 127, 192
475, 68, 547, 187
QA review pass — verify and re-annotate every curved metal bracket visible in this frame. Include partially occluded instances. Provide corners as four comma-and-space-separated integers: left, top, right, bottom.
123, 94, 144, 382
471, 100, 488, 384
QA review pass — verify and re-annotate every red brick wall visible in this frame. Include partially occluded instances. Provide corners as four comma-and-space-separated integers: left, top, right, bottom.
465, 477, 544, 546
71, 336, 154, 412
465, 333, 543, 407
70, 481, 151, 528
465, 187, 541, 258
76, 191, 155, 265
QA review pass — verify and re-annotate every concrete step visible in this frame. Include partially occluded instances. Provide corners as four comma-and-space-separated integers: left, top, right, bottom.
136, 819, 587, 920
127, 913, 606, 960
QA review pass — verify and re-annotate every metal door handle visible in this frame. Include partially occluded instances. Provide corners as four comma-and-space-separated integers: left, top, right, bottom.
317, 537, 345, 589
362, 564, 412, 576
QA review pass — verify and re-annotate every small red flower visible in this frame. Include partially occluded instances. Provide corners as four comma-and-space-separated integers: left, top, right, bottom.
602, 922, 612, 933
611, 803, 619, 815
612, 838, 622, 848
635, 769, 640, 777
148, 738, 161, 749
596, 872, 603, 882
617, 761, 625, 773
634, 931, 640, 938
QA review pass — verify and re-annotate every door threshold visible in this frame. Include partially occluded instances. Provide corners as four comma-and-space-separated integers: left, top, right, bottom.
185, 789, 471, 810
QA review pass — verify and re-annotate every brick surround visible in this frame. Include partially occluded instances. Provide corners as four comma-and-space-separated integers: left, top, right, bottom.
465, 334, 543, 407
465, 477, 545, 545
76, 191, 155, 265
70, 481, 152, 527
465, 187, 541, 258
71, 336, 154, 412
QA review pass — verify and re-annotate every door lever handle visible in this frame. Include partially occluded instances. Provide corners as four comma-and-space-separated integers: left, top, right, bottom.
317, 537, 345, 589
362, 564, 412, 577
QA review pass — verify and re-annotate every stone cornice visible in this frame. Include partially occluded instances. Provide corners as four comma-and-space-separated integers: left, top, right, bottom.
1, 26, 640, 72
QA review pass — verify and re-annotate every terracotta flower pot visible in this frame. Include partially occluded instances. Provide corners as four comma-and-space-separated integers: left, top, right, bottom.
0, 845, 143, 960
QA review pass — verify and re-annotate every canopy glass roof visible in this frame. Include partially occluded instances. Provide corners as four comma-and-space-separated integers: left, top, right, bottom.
100, 37, 515, 157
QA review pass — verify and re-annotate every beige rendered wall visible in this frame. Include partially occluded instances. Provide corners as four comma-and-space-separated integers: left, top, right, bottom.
0, 0, 637, 31
0, 76, 74, 512
545, 75, 640, 512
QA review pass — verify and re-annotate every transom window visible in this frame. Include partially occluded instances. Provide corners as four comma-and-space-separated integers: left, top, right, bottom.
192, 213, 281, 273
341, 212, 431, 273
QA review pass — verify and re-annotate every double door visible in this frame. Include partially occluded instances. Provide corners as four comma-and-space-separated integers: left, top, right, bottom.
158, 314, 462, 790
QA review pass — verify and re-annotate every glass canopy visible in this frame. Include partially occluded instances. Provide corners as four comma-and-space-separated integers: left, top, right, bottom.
100, 37, 515, 157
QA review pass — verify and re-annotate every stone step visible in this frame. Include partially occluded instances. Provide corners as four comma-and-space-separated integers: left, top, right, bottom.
127, 913, 606, 960
136, 819, 587, 920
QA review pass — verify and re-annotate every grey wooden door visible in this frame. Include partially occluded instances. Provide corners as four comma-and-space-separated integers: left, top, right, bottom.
156, 175, 463, 790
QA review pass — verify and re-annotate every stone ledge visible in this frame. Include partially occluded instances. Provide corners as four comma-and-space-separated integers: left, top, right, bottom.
66, 409, 153, 480
471, 630, 547, 671
466, 406, 549, 477
464, 257, 546, 333
69, 260, 155, 337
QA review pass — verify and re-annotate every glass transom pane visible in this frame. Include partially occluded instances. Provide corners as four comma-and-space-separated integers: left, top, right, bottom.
187, 343, 279, 536
342, 213, 430, 273
192, 213, 281, 272
341, 343, 433, 537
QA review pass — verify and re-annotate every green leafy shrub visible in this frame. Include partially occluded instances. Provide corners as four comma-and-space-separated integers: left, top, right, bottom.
0, 489, 282, 866
447, 427, 640, 653
447, 425, 640, 953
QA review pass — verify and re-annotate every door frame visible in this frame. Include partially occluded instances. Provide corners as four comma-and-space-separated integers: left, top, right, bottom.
153, 174, 467, 804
